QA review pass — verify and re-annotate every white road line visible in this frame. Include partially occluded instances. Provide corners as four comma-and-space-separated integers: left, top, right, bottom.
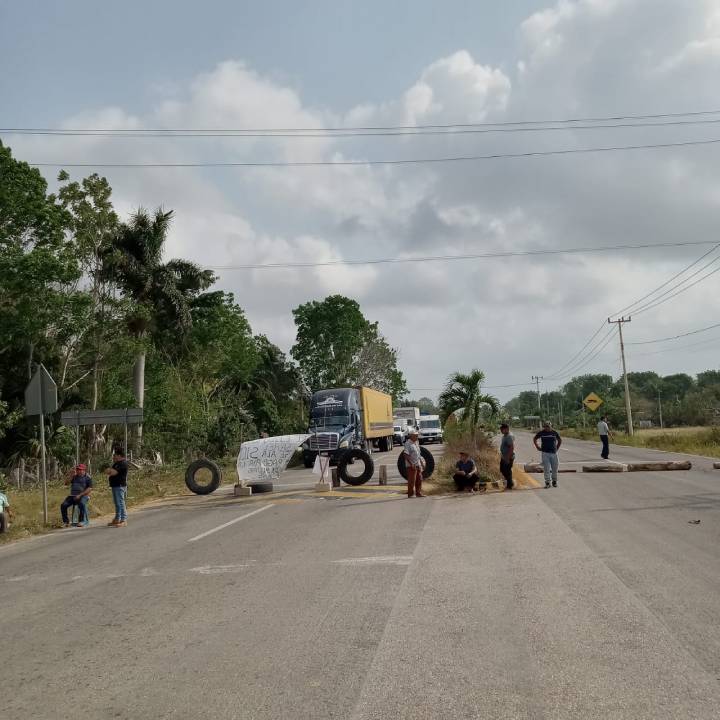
186, 503, 274, 543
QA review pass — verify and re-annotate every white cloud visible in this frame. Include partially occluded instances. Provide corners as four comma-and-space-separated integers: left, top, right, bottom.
14, 0, 720, 401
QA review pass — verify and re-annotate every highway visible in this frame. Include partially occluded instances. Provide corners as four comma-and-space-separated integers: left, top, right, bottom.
1, 435, 719, 719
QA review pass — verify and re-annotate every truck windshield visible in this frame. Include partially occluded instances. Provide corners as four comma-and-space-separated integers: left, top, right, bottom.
420, 419, 440, 429
310, 413, 350, 427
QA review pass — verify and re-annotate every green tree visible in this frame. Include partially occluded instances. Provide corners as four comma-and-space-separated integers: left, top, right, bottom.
107, 208, 215, 442
438, 369, 499, 427
291, 294, 406, 398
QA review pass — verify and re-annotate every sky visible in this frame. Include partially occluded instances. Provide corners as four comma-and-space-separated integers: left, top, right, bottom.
2, 0, 720, 403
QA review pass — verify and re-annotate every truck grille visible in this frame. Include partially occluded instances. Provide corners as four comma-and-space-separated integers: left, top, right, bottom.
308, 433, 339, 451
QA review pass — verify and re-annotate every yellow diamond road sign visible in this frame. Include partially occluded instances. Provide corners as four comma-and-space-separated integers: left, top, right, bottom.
583, 392, 604, 412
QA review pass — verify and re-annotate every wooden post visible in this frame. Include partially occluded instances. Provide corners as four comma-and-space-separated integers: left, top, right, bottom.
331, 467, 340, 488
379, 465, 388, 486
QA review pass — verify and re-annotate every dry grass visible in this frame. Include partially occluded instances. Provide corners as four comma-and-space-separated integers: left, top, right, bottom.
0, 459, 237, 545
562, 426, 720, 457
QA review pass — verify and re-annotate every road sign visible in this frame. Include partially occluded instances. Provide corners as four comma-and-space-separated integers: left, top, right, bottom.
24, 364, 57, 416
583, 392, 604, 412
61, 408, 143, 426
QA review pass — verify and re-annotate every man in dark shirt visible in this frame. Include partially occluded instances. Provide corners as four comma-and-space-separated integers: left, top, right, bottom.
499, 423, 515, 490
453, 452, 481, 493
533, 422, 562, 488
61, 464, 93, 528
104, 447, 129, 527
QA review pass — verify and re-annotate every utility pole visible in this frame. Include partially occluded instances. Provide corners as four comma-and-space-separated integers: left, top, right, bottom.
657, 388, 664, 429
532, 375, 543, 415
608, 316, 634, 436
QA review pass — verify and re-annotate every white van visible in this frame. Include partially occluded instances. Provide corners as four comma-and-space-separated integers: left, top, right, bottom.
418, 415, 443, 444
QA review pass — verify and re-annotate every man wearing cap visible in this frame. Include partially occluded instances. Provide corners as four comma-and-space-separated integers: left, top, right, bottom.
453, 451, 480, 493
61, 464, 93, 528
403, 429, 425, 498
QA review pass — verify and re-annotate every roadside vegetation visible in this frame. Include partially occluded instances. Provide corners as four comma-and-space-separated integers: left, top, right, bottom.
562, 426, 720, 457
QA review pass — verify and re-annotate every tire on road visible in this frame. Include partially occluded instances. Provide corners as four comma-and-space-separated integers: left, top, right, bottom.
248, 481, 274, 493
337, 448, 375, 486
378, 435, 392, 452
0, 510, 7, 534
397, 446, 435, 480
185, 458, 223, 495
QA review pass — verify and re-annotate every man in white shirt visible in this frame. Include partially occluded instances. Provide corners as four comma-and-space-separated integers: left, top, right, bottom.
403, 430, 425, 498
597, 415, 613, 459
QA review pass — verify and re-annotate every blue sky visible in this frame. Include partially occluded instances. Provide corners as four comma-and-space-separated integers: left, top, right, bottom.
3, 0, 720, 400
1, 1, 540, 123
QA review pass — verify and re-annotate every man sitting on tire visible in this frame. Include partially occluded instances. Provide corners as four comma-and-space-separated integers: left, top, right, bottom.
403, 430, 425, 498
0, 488, 13, 533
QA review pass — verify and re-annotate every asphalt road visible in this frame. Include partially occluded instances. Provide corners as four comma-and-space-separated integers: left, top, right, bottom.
1, 435, 719, 719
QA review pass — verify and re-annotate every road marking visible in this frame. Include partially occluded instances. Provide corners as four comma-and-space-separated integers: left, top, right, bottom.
189, 563, 250, 574
332, 555, 413, 566
186, 503, 274, 543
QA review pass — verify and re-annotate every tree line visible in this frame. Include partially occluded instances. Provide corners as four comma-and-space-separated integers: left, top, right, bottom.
0, 142, 406, 470
504, 370, 720, 430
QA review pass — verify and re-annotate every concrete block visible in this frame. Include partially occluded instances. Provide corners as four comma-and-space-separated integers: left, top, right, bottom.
315, 481, 332, 492
626, 461, 692, 472
379, 465, 388, 485
234, 484, 252, 496
582, 464, 626, 472
523, 463, 543, 473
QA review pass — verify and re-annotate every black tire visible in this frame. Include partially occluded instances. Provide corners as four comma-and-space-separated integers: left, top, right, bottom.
378, 436, 391, 452
303, 458, 314, 469
248, 481, 274, 493
0, 510, 7, 534
397, 446, 435, 480
185, 458, 222, 495
337, 448, 375, 486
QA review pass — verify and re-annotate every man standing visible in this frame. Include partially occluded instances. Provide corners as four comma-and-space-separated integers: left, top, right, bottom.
499, 423, 515, 490
104, 447, 128, 527
597, 415, 613, 460
453, 451, 480, 493
533, 421, 562, 488
403, 429, 425, 498
60, 464, 93, 528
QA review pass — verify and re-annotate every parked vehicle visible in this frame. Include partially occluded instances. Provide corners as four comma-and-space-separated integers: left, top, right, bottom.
393, 406, 420, 430
301, 387, 394, 471
418, 414, 443, 444
393, 419, 409, 446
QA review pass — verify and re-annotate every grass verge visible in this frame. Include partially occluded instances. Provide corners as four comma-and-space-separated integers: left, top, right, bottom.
0, 459, 236, 545
562, 426, 720, 457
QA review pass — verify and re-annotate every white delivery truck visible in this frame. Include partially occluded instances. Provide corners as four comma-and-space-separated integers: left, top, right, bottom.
418, 414, 443, 444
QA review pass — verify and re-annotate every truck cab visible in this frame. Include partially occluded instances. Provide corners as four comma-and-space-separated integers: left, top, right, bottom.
418, 415, 443, 444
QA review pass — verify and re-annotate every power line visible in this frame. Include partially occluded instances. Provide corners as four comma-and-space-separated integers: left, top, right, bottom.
544, 321, 607, 380
7, 117, 720, 139
25, 136, 720, 169
5, 108, 720, 134
627, 321, 720, 346
203, 240, 718, 271
611, 243, 720, 318
630, 333, 720, 357
548, 327, 618, 382
632, 263, 720, 316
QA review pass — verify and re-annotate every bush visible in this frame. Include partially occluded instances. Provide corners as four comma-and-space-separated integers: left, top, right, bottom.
435, 425, 502, 491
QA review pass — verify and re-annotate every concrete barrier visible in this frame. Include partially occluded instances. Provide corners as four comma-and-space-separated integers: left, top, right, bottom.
582, 464, 626, 473
524, 463, 576, 473
378, 465, 388, 486
626, 461, 692, 472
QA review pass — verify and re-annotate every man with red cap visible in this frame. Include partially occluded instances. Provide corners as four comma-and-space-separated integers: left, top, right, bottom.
61, 464, 93, 528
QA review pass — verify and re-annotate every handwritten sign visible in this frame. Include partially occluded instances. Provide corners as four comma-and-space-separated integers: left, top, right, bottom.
236, 434, 311, 484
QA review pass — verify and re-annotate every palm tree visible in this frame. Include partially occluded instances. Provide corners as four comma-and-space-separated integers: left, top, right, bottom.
108, 208, 215, 443
438, 369, 500, 428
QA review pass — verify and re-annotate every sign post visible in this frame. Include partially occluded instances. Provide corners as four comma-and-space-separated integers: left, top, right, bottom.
25, 364, 58, 525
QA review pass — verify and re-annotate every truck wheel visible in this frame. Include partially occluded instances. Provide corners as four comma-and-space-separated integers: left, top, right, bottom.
185, 458, 223, 495
303, 457, 314, 468
338, 449, 374, 486
378, 436, 391, 452
397, 447, 435, 480
248, 481, 274, 493
0, 510, 7, 534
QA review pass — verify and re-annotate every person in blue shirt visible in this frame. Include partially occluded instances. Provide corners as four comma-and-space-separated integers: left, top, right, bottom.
60, 464, 93, 528
453, 451, 481, 493
533, 421, 562, 488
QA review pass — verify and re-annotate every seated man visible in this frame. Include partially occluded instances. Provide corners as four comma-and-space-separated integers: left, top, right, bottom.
61, 464, 93, 528
0, 488, 13, 533
453, 451, 481, 493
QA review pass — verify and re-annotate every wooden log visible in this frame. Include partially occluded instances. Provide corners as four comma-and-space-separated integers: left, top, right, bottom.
523, 463, 543, 473
331, 467, 340, 488
626, 461, 692, 472
582, 464, 626, 473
